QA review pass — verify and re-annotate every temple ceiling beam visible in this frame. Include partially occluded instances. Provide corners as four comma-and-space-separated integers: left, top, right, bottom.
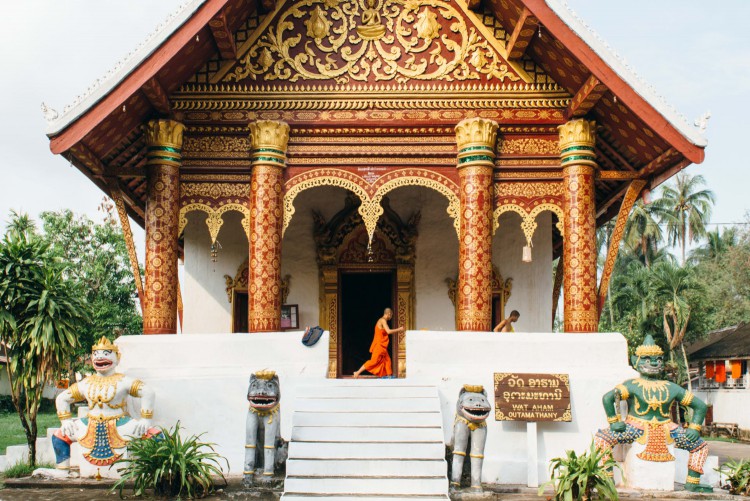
208, 10, 237, 60
565, 74, 607, 119
506, 7, 538, 60
597, 136, 636, 171
650, 158, 691, 190
638, 147, 678, 179
141, 77, 172, 116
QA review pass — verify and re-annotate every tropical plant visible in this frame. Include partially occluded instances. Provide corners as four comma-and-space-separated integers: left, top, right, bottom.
113, 422, 228, 499
40, 204, 142, 369
539, 440, 620, 501
623, 199, 663, 267
718, 458, 750, 496
653, 173, 715, 264
0, 212, 89, 467
689, 227, 737, 264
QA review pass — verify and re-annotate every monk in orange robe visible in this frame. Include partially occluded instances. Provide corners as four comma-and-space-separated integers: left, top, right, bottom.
353, 308, 404, 378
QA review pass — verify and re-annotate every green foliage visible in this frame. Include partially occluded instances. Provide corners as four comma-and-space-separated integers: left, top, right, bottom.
1, 460, 55, 478
0, 212, 90, 466
113, 422, 228, 499
539, 441, 620, 501
40, 204, 142, 369
718, 459, 750, 496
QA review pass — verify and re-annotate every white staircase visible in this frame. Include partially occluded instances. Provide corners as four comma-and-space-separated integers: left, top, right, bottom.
282, 380, 449, 500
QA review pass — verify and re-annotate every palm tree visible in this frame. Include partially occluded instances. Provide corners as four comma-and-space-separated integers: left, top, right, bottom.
650, 260, 701, 390
654, 173, 715, 264
689, 227, 737, 264
623, 200, 663, 267
0, 213, 89, 467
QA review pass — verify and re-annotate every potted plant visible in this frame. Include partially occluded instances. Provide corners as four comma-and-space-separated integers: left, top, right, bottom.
539, 440, 620, 501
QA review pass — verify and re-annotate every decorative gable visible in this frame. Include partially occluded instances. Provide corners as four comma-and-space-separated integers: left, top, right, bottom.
204, 0, 553, 87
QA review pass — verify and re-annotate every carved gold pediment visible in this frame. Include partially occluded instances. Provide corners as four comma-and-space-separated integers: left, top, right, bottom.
222, 0, 527, 86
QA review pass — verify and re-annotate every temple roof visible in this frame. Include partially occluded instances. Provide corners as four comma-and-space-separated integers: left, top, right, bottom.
689, 324, 750, 360
45, 0, 707, 227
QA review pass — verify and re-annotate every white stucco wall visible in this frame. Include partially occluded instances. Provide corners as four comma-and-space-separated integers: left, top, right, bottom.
493, 211, 553, 333
695, 389, 750, 430
183, 210, 249, 333
408, 331, 637, 485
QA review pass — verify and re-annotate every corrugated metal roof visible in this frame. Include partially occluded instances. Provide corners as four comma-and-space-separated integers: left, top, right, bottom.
689, 323, 750, 360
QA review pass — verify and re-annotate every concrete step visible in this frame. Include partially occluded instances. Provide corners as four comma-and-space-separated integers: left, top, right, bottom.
286, 458, 447, 477
289, 441, 445, 460
294, 385, 437, 399
284, 476, 448, 495
292, 412, 442, 428
294, 397, 439, 413
291, 426, 443, 443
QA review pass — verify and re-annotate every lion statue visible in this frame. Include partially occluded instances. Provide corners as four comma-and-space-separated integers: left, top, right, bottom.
243, 370, 286, 487
450, 384, 491, 492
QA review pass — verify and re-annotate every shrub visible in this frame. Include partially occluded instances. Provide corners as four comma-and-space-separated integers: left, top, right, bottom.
719, 459, 750, 496
112, 422, 228, 499
539, 440, 620, 501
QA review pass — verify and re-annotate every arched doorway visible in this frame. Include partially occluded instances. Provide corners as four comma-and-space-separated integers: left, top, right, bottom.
315, 193, 418, 378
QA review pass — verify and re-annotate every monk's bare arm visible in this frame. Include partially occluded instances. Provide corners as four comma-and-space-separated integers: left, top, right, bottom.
493, 320, 507, 332
379, 318, 404, 335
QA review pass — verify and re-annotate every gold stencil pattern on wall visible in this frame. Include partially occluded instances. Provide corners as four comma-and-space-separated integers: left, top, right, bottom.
225, 0, 523, 84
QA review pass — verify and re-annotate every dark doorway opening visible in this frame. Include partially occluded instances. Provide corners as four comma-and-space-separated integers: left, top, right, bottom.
339, 271, 395, 377
232, 292, 248, 333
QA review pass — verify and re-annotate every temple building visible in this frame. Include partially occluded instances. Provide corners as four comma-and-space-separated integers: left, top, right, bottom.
45, 0, 706, 380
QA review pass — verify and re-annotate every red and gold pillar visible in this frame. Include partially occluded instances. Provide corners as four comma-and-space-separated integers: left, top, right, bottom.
144, 119, 184, 334
559, 119, 598, 332
248, 120, 290, 332
455, 118, 498, 331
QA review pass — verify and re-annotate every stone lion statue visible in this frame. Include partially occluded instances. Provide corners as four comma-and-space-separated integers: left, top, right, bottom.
450, 384, 491, 492
243, 370, 286, 487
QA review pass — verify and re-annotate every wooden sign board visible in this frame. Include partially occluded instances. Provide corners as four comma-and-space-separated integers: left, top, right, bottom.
494, 373, 571, 422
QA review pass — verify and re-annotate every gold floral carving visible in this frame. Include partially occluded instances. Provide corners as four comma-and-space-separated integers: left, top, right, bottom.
225, 0, 522, 85
179, 203, 250, 243
499, 138, 558, 156
447, 265, 511, 326
493, 203, 563, 247
182, 136, 250, 156
494, 182, 562, 199
181, 183, 250, 198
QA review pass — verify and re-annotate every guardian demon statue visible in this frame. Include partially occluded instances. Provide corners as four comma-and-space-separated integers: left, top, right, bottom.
451, 384, 491, 492
244, 370, 285, 487
595, 335, 712, 492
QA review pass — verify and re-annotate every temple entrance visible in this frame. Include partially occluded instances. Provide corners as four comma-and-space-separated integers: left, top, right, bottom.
339, 271, 396, 377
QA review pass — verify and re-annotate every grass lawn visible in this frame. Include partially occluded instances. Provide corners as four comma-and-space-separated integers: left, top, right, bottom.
0, 411, 59, 455
705, 435, 741, 444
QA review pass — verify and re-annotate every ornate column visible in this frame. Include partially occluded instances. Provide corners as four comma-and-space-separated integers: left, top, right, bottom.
144, 119, 184, 334
559, 119, 598, 332
248, 120, 290, 332
454, 118, 498, 331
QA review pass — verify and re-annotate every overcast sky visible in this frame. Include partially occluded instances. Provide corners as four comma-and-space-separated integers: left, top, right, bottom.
1, 0, 748, 256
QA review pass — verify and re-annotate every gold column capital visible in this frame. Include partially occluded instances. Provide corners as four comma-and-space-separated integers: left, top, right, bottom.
455, 118, 498, 170
559, 119, 597, 168
249, 120, 290, 167
455, 117, 499, 150
145, 119, 185, 149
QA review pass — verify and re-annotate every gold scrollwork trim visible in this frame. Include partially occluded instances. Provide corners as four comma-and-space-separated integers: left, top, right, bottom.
179, 203, 250, 243
283, 169, 461, 242
181, 182, 250, 198
493, 203, 564, 246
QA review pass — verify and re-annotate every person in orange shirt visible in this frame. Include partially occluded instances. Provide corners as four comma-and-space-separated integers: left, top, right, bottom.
352, 307, 404, 379
493, 310, 519, 332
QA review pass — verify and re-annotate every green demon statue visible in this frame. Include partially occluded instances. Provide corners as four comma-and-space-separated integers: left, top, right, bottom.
595, 335, 712, 492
